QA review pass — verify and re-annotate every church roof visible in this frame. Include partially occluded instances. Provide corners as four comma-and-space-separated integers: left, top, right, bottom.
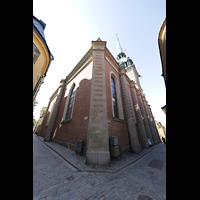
33, 15, 46, 41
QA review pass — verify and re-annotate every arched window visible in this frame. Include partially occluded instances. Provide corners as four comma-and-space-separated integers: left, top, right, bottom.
111, 76, 119, 118
65, 84, 76, 120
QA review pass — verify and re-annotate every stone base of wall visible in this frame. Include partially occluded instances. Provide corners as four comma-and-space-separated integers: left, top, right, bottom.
48, 138, 132, 158
52, 139, 87, 156
121, 145, 131, 154
86, 151, 110, 166
52, 139, 76, 151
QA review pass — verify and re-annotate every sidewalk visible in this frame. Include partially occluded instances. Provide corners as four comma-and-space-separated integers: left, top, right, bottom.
34, 134, 162, 173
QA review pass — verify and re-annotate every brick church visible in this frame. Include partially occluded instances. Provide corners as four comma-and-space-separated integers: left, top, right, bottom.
38, 37, 161, 166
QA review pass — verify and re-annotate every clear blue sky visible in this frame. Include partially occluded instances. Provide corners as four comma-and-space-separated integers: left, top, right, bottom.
33, 0, 166, 126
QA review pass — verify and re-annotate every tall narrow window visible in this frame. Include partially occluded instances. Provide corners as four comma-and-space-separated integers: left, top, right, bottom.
65, 85, 76, 120
111, 77, 119, 118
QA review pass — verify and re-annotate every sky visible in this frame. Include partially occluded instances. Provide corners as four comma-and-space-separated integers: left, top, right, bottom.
33, 0, 166, 126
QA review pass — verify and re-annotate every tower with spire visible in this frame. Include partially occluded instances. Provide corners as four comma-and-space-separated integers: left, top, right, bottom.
116, 34, 143, 94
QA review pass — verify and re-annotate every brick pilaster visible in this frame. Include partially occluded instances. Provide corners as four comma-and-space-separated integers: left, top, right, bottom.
119, 67, 141, 153
44, 80, 65, 142
130, 81, 149, 148
86, 40, 110, 166
147, 104, 161, 143
141, 95, 156, 144
136, 89, 153, 145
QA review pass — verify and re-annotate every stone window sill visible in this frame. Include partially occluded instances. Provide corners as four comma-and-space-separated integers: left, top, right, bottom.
112, 117, 125, 123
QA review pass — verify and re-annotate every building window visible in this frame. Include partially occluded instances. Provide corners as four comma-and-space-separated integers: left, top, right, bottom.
65, 85, 76, 120
111, 76, 119, 118
33, 43, 40, 64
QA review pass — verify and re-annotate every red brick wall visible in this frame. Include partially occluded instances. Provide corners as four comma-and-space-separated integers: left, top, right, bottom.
51, 61, 93, 147
40, 57, 130, 149
104, 60, 129, 147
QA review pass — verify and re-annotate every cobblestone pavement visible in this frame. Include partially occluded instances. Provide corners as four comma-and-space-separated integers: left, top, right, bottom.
33, 134, 166, 200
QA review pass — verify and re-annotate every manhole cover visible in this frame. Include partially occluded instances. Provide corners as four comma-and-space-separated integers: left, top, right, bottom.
147, 159, 164, 169
138, 194, 153, 200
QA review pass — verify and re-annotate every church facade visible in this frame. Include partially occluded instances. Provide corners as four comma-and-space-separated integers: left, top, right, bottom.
38, 38, 160, 166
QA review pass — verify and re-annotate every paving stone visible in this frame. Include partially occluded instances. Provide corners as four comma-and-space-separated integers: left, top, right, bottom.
33, 134, 166, 200
147, 159, 164, 169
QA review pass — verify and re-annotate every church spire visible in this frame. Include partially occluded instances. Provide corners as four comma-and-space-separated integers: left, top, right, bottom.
115, 35, 142, 92
116, 34, 127, 65
116, 34, 123, 55
116, 34, 134, 71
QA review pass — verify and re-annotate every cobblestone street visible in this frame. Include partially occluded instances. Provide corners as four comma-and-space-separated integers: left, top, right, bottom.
33, 134, 166, 200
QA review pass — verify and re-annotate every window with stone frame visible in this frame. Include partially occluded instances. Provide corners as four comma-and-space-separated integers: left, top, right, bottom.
111, 76, 119, 118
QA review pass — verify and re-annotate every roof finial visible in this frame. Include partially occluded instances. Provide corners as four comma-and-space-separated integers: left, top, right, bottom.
96, 37, 102, 41
116, 34, 123, 55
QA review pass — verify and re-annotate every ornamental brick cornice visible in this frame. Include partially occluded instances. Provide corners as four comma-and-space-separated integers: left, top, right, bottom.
130, 80, 137, 90
105, 47, 120, 72
119, 67, 132, 84
64, 47, 93, 84
119, 66, 127, 75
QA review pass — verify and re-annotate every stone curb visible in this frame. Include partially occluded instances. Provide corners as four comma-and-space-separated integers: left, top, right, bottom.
34, 133, 162, 173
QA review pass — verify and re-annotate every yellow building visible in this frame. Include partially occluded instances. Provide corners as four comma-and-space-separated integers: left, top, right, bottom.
155, 120, 166, 143
158, 17, 166, 116
158, 17, 166, 86
33, 16, 54, 108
